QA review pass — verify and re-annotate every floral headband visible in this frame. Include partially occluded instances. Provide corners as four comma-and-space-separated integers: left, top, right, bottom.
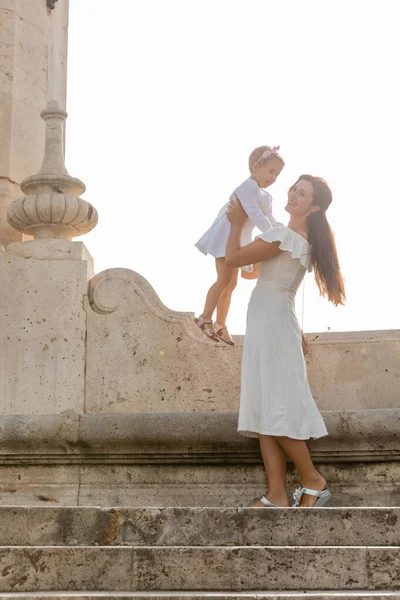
258, 146, 280, 161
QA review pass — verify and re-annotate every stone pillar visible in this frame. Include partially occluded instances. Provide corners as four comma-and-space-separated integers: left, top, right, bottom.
0, 0, 69, 246
0, 100, 97, 415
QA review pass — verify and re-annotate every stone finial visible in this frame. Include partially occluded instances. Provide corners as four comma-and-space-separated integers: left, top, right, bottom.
7, 101, 98, 240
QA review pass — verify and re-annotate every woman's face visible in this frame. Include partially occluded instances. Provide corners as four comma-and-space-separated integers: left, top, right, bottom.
286, 179, 319, 217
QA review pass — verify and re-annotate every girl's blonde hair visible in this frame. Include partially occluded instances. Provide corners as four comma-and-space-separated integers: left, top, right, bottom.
248, 146, 285, 171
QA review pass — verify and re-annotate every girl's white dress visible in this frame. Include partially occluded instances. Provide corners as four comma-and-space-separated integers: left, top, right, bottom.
195, 178, 282, 264
238, 226, 328, 440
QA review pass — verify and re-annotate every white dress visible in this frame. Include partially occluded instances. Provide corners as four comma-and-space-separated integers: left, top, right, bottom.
195, 178, 282, 268
238, 227, 328, 440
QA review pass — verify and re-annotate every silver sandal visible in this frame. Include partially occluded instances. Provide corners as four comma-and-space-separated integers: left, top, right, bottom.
259, 495, 279, 507
250, 495, 279, 508
292, 486, 332, 507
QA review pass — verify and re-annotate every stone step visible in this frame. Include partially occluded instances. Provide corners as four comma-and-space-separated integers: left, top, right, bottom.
0, 507, 399, 547
1, 593, 400, 600
0, 546, 399, 592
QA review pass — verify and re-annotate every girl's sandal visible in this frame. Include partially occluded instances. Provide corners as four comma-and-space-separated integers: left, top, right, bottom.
214, 322, 234, 346
195, 316, 220, 342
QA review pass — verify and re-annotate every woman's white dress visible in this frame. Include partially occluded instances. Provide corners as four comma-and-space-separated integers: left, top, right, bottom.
238, 226, 328, 440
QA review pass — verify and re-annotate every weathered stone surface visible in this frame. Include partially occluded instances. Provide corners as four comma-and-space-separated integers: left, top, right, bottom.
0, 413, 80, 449
0, 411, 399, 507
132, 547, 367, 591
0, 248, 92, 414
0, 460, 398, 508
367, 547, 400, 589
2, 597, 400, 600
6, 240, 95, 273
0, 483, 78, 506
305, 330, 400, 411
85, 269, 400, 414
0, 596, 398, 600
85, 269, 240, 415
0, 547, 132, 592
1, 506, 399, 548
7, 101, 98, 241
0, 591, 400, 600
1, 410, 399, 462
0, 507, 29, 545
77, 409, 400, 462
0, 464, 79, 506
1, 546, 399, 592
0, 0, 69, 245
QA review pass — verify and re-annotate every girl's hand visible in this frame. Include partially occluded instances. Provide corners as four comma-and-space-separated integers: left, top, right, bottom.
227, 196, 248, 226
241, 264, 259, 280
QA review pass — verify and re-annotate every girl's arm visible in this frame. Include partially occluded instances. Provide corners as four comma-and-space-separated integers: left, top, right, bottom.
236, 186, 273, 233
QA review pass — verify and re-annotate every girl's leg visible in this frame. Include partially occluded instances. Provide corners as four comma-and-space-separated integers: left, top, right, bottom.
215, 268, 239, 327
274, 437, 327, 507
201, 258, 235, 321
252, 435, 290, 507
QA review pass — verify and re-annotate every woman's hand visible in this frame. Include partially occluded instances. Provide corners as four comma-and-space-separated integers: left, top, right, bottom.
302, 331, 309, 357
227, 196, 248, 226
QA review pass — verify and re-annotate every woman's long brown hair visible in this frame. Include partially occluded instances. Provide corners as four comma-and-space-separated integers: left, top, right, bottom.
294, 175, 346, 306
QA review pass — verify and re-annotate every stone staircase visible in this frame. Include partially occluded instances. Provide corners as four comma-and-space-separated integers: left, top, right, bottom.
0, 506, 399, 598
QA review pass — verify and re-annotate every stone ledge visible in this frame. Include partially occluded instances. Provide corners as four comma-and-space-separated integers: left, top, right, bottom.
0, 409, 399, 465
0, 591, 400, 600
232, 329, 400, 345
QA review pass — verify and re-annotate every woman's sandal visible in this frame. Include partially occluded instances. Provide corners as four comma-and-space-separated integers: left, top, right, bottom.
214, 322, 234, 346
195, 316, 220, 342
292, 486, 332, 507
256, 495, 279, 508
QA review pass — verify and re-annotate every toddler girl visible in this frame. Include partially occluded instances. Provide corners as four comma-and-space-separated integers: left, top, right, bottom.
195, 145, 284, 344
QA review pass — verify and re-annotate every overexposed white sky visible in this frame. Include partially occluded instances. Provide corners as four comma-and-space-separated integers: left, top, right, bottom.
66, 0, 399, 334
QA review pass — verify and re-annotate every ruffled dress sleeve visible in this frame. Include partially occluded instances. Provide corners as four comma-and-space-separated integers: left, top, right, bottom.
257, 226, 312, 272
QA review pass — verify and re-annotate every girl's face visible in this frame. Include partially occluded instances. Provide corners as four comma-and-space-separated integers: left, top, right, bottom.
252, 156, 284, 188
286, 179, 319, 217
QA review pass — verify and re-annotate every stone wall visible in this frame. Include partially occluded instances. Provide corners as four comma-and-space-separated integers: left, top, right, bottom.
1, 255, 399, 416
85, 267, 400, 414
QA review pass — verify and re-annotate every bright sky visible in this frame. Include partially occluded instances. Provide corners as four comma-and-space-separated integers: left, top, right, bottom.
66, 0, 399, 334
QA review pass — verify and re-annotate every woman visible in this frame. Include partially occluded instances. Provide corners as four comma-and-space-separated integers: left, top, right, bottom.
226, 175, 345, 507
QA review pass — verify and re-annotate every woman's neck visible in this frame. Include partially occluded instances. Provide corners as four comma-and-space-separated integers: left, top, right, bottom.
288, 215, 309, 239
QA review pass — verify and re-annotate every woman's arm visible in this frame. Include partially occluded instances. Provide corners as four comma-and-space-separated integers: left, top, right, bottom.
302, 331, 309, 356
225, 201, 282, 268
226, 227, 281, 267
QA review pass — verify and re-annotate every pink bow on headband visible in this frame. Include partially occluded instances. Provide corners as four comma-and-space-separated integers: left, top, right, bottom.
258, 146, 280, 161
